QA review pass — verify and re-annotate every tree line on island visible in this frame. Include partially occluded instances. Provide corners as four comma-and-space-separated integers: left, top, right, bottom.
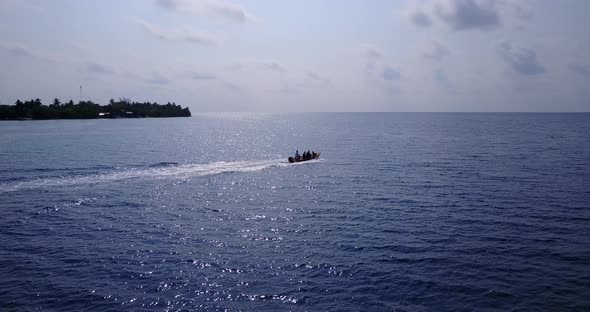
0, 98, 191, 120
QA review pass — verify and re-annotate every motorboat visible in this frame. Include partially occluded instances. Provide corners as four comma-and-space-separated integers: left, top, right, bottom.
288, 152, 320, 163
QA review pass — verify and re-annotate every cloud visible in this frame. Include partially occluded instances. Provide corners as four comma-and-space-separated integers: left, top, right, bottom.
306, 72, 330, 84
146, 72, 171, 85
225, 60, 287, 73
218, 80, 242, 92
3, 42, 122, 80
359, 45, 386, 76
274, 71, 332, 95
497, 41, 545, 76
208, 1, 253, 23
0, 41, 34, 57
135, 19, 218, 45
156, 0, 177, 9
382, 65, 401, 81
155, 0, 256, 23
192, 73, 216, 80
499, 0, 532, 20
274, 85, 301, 95
359, 45, 401, 82
405, 0, 531, 31
254, 60, 287, 73
409, 9, 432, 27
435, 0, 500, 31
0, 41, 70, 64
223, 62, 246, 71
421, 41, 449, 61
569, 64, 590, 76
360, 46, 384, 60
185, 70, 216, 80
86, 61, 116, 75
434, 68, 452, 88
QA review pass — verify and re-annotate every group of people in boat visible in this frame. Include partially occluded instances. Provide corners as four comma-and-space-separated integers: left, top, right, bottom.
294, 150, 317, 161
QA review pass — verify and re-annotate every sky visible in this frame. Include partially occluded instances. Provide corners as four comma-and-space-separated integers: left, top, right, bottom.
0, 0, 589, 112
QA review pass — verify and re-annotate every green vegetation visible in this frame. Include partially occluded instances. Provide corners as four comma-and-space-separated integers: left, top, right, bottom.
0, 98, 191, 120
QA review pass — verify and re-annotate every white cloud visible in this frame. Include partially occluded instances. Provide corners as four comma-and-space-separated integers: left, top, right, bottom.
359, 45, 401, 83
225, 60, 287, 73
270, 71, 332, 96
0, 41, 70, 64
253, 60, 287, 73
359, 45, 386, 77
208, 1, 254, 23
497, 41, 546, 76
178, 69, 217, 80
569, 64, 590, 76
435, 0, 500, 31
382, 66, 401, 81
190, 71, 216, 80
570, 43, 590, 76
421, 40, 449, 61
409, 9, 432, 27
0, 41, 34, 57
498, 0, 532, 20
404, 0, 532, 31
155, 0, 256, 23
359, 45, 384, 60
146, 71, 172, 85
135, 18, 218, 45
434, 68, 452, 88
86, 61, 116, 75
306, 72, 330, 85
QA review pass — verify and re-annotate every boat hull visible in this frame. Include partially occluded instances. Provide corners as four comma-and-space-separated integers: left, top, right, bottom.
288, 152, 320, 163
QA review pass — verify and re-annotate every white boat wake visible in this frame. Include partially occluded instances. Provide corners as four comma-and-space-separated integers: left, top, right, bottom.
0, 158, 318, 193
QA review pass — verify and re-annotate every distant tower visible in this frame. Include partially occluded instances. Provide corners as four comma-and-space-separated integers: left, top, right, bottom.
80, 85, 83, 102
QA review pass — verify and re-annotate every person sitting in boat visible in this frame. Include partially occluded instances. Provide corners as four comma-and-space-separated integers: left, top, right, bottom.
295, 150, 300, 161
307, 150, 312, 159
312, 151, 316, 158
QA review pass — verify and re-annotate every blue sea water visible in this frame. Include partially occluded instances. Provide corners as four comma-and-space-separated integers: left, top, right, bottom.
0, 113, 589, 311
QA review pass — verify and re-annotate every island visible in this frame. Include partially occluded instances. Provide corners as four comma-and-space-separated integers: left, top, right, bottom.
0, 98, 191, 120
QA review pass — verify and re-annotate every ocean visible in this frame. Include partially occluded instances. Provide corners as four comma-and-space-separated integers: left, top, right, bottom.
1, 113, 589, 311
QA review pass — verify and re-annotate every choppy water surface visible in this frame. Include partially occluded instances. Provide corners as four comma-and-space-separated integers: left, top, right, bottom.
1, 113, 589, 311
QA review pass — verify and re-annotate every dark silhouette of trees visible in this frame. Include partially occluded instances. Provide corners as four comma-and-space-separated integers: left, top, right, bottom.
0, 98, 191, 120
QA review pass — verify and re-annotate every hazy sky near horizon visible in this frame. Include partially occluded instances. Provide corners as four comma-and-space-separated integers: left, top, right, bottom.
0, 0, 589, 112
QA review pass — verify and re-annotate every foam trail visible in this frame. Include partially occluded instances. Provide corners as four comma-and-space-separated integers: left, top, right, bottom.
0, 159, 290, 193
